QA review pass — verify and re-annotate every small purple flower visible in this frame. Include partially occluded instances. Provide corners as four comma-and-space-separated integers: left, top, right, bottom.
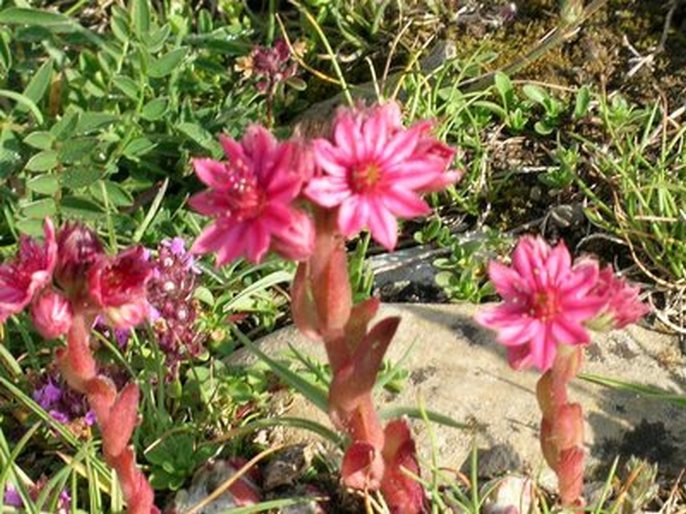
165, 237, 187, 256
4, 485, 23, 507
31, 372, 91, 426
49, 409, 70, 424
114, 328, 131, 348
84, 410, 96, 426
33, 379, 62, 409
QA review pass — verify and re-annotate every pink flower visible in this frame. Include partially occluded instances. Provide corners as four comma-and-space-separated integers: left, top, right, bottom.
189, 125, 315, 264
475, 236, 606, 371
31, 289, 73, 339
87, 246, 153, 329
593, 267, 650, 329
0, 218, 56, 321
304, 102, 460, 250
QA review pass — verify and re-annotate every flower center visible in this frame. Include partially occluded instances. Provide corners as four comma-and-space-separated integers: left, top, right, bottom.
530, 291, 560, 321
350, 162, 382, 193
226, 163, 266, 221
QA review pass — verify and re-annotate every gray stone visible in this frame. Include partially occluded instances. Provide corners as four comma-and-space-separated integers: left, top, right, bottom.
461, 443, 523, 479
263, 444, 314, 491
229, 303, 686, 480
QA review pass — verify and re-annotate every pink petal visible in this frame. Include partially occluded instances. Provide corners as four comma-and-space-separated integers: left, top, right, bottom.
362, 108, 388, 158
531, 325, 556, 371
560, 261, 600, 296
545, 242, 572, 286
244, 220, 270, 263
304, 176, 351, 208
382, 187, 431, 219
215, 224, 249, 266
507, 344, 535, 370
368, 201, 398, 250
338, 196, 369, 237
191, 222, 225, 254
242, 125, 277, 175
219, 134, 245, 163
312, 139, 350, 177
334, 112, 361, 162
487, 261, 528, 301
380, 126, 422, 167
192, 158, 230, 190
550, 318, 590, 346
188, 190, 232, 216
561, 296, 607, 321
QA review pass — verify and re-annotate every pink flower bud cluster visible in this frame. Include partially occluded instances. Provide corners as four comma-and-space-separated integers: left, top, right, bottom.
0, 219, 153, 340
236, 39, 298, 94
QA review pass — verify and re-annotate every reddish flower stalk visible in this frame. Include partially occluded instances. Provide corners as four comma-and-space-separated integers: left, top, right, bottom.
58, 313, 157, 514
0, 220, 158, 514
476, 236, 649, 509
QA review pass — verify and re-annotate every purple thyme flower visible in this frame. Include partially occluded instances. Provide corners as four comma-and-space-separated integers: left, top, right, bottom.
147, 238, 206, 373
31, 372, 90, 425
33, 378, 62, 409
4, 485, 22, 507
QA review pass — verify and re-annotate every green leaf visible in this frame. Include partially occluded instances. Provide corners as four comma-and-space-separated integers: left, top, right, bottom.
112, 75, 140, 100
141, 97, 168, 121
574, 85, 591, 119
23, 131, 54, 150
0, 89, 44, 124
21, 198, 56, 218
522, 84, 547, 105
13, 218, 45, 236
62, 166, 102, 189
26, 175, 59, 195
123, 137, 156, 158
59, 137, 97, 163
143, 24, 171, 53
75, 112, 119, 134
194, 286, 214, 306
177, 122, 222, 156
50, 111, 79, 140
130, 0, 150, 38
61, 195, 104, 219
0, 30, 11, 74
90, 180, 133, 207
19, 58, 53, 110
110, 8, 129, 43
25, 150, 58, 172
0, 7, 78, 33
494, 71, 513, 99
148, 47, 188, 78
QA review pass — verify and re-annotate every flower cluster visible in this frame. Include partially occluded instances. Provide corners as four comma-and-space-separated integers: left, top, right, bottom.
190, 101, 459, 514
0, 220, 153, 340
0, 220, 158, 514
235, 38, 299, 94
476, 236, 649, 372
148, 237, 205, 370
190, 101, 459, 264
32, 372, 94, 426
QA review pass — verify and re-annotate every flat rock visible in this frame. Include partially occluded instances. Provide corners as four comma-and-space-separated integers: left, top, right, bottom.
228, 303, 686, 479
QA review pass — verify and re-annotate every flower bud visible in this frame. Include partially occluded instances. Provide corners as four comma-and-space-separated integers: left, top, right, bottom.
30, 289, 72, 339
